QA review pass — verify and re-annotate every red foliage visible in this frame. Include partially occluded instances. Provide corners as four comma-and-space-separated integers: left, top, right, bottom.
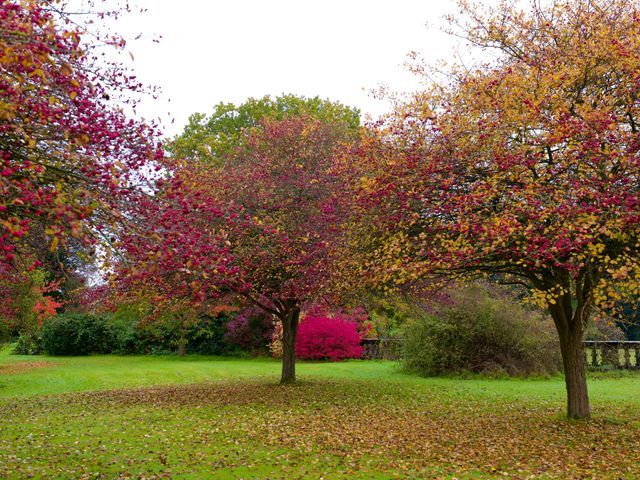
295, 315, 364, 361
33, 296, 63, 322
0, 1, 162, 268
117, 115, 352, 317
224, 306, 274, 351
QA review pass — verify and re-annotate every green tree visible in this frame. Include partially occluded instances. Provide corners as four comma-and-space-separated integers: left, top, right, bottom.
168, 94, 360, 163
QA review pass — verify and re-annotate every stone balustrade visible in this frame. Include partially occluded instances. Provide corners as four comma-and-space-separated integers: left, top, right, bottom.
362, 338, 640, 368
583, 340, 640, 369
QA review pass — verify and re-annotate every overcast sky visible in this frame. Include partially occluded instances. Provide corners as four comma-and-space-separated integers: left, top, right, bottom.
106, 1, 476, 138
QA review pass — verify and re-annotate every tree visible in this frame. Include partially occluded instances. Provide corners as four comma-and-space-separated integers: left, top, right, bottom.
357, 0, 640, 419
119, 114, 356, 383
167, 94, 360, 164
0, 0, 162, 270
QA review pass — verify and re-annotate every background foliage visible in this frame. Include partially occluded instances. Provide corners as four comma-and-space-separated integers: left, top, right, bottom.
402, 284, 562, 377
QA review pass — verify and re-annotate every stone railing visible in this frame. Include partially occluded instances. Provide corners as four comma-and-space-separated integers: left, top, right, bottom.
361, 338, 640, 368
583, 341, 640, 369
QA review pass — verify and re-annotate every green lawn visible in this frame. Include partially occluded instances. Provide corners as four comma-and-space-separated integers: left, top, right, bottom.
1, 346, 639, 479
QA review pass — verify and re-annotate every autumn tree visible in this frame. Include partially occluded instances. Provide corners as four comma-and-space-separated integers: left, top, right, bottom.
119, 114, 357, 383
357, 0, 640, 419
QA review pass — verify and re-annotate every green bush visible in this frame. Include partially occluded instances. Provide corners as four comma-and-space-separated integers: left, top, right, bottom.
12, 332, 44, 355
186, 314, 241, 355
402, 284, 562, 377
131, 313, 242, 356
41, 313, 117, 356
105, 304, 241, 356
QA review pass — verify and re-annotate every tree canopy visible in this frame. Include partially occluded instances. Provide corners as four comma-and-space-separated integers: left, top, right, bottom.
0, 0, 162, 270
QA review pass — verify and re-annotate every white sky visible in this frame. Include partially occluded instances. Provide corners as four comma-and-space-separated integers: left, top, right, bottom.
107, 1, 475, 138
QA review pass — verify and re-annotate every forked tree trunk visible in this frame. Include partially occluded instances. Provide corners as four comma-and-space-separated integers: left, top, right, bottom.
280, 307, 300, 384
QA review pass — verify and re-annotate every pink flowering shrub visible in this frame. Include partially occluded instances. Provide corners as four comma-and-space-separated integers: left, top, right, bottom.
295, 315, 364, 361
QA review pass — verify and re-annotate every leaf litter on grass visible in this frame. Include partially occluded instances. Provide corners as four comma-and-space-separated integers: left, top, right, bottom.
0, 361, 57, 375
0, 379, 638, 479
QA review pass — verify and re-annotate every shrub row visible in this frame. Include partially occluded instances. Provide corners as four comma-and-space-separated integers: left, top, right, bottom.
13, 312, 244, 357
16, 310, 367, 360
11, 285, 568, 376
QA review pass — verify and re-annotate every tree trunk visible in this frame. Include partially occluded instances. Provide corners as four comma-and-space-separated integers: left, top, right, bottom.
557, 325, 590, 419
280, 306, 300, 384
550, 296, 590, 420
177, 335, 187, 357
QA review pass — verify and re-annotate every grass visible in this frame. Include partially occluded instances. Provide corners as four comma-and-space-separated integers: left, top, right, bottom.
1, 346, 639, 479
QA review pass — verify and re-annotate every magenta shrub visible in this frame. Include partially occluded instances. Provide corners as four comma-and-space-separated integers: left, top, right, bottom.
295, 315, 364, 361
